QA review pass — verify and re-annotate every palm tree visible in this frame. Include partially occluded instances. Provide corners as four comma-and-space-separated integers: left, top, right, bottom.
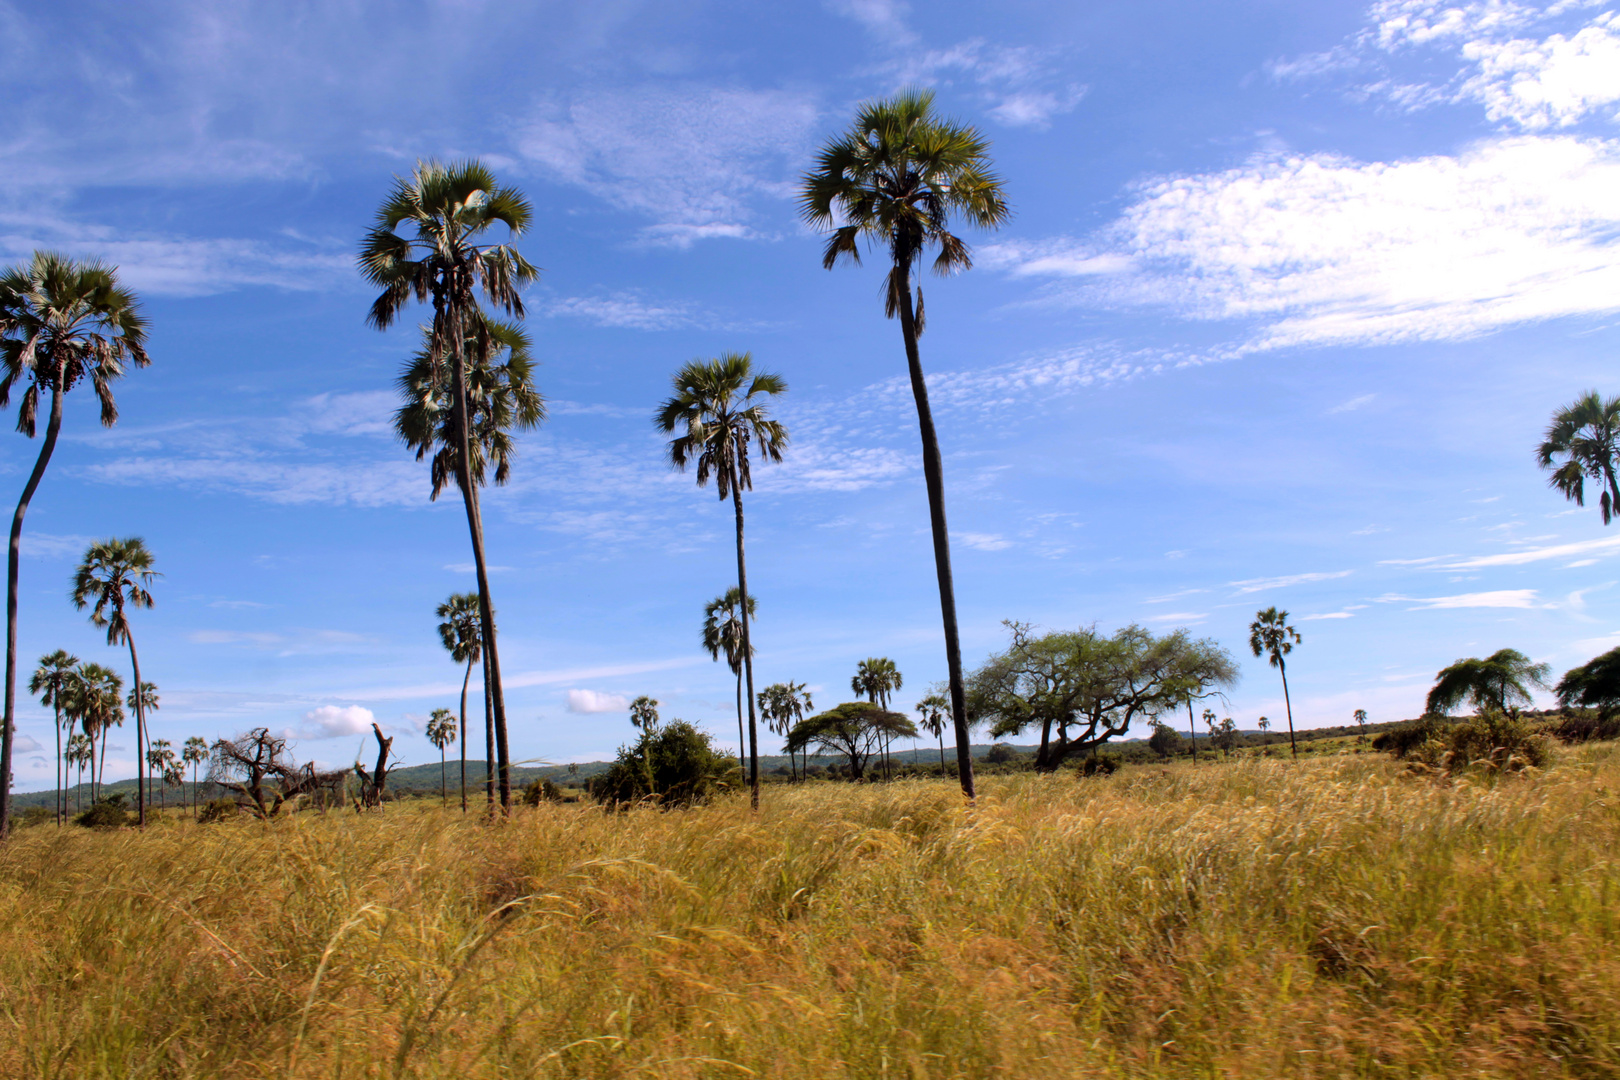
146, 739, 174, 811
916, 692, 950, 774
182, 736, 208, 818
127, 680, 158, 806
1426, 649, 1551, 716
852, 658, 903, 777
0, 252, 148, 839
1257, 716, 1271, 744
29, 649, 79, 825
1249, 606, 1303, 759
426, 708, 457, 806
758, 682, 812, 781
1353, 708, 1368, 742
1537, 391, 1620, 523
76, 662, 123, 797
658, 354, 788, 810
71, 538, 158, 826
702, 588, 756, 780
436, 592, 485, 813
629, 695, 660, 794
361, 159, 539, 812
64, 733, 90, 815
801, 89, 1009, 801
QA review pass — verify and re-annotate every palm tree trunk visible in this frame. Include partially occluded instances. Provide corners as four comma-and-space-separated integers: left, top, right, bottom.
54, 702, 62, 826
730, 474, 761, 811
893, 273, 974, 801
483, 651, 495, 810
440, 745, 446, 807
459, 657, 471, 813
445, 298, 512, 811
734, 668, 746, 780
1280, 662, 1298, 759
937, 730, 947, 775
1, 379, 64, 840
128, 636, 146, 828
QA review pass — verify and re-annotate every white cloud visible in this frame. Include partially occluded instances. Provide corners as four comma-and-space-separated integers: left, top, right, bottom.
826, 0, 915, 43
567, 689, 629, 714
1329, 393, 1378, 414
1441, 534, 1620, 568
886, 40, 1087, 128
512, 87, 818, 245
14, 734, 41, 753
1146, 611, 1208, 623
444, 564, 512, 574
543, 292, 708, 331
1399, 588, 1543, 608
957, 532, 1012, 551
1006, 134, 1620, 349
1461, 15, 1620, 130
1229, 570, 1353, 594
302, 704, 376, 738
1301, 611, 1357, 620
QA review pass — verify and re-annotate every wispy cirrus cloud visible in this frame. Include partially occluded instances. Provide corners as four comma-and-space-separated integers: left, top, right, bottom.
1384, 588, 1543, 608
1229, 570, 1354, 594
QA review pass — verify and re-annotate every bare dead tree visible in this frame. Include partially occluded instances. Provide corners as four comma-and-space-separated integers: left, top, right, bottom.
352, 722, 395, 810
207, 728, 301, 818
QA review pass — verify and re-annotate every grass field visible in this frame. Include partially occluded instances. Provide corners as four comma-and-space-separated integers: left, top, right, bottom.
3, 745, 1618, 1078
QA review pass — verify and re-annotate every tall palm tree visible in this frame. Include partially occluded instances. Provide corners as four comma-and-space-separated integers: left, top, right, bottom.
436, 592, 486, 813
426, 708, 457, 806
1427, 648, 1551, 716
146, 739, 174, 811
71, 537, 159, 825
0, 252, 148, 839
29, 649, 79, 825
75, 662, 123, 797
801, 90, 1009, 801
702, 588, 756, 780
361, 159, 538, 812
1249, 607, 1302, 759
658, 354, 788, 810
758, 681, 812, 781
916, 692, 950, 774
127, 680, 158, 806
1537, 391, 1620, 523
852, 658, 904, 777
65, 732, 91, 815
182, 735, 208, 818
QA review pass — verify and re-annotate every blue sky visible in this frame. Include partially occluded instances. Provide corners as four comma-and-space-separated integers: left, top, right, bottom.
5, 0, 1620, 787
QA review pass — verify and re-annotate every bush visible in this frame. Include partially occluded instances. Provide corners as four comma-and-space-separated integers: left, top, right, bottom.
1078, 753, 1120, 777
75, 793, 130, 829
1446, 710, 1548, 773
590, 721, 739, 807
1545, 710, 1620, 744
197, 798, 241, 824
521, 778, 563, 806
18, 806, 52, 828
1373, 714, 1451, 759
986, 743, 1018, 763
1148, 722, 1183, 760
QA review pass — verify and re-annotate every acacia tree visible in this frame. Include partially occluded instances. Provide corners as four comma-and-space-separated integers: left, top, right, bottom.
436, 592, 485, 813
0, 252, 148, 839
967, 621, 1238, 770
1427, 649, 1550, 716
1249, 607, 1302, 759
658, 353, 787, 811
784, 702, 917, 781
29, 649, 79, 824
182, 735, 208, 817
1537, 391, 1620, 523
702, 588, 755, 778
801, 89, 1009, 800
72, 538, 159, 826
362, 159, 539, 811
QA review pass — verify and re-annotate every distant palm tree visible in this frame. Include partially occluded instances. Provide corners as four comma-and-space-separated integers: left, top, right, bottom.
436, 592, 485, 813
361, 159, 539, 812
0, 251, 149, 839
1257, 716, 1271, 743
1426, 649, 1551, 716
915, 692, 950, 774
182, 736, 208, 818
128, 681, 158, 805
64, 733, 91, 815
1353, 708, 1368, 742
1537, 391, 1620, 523
852, 658, 903, 777
1249, 606, 1302, 759
29, 649, 79, 825
758, 682, 812, 780
801, 89, 1009, 801
426, 708, 457, 806
702, 588, 756, 779
72, 537, 159, 826
629, 695, 660, 793
658, 354, 788, 810
146, 739, 174, 810
75, 662, 124, 797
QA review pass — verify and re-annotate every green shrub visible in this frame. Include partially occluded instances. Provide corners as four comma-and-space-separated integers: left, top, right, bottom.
197, 798, 240, 824
590, 721, 739, 807
521, 778, 563, 806
1545, 710, 1620, 744
1446, 710, 1548, 773
985, 743, 1018, 763
74, 793, 130, 829
1078, 752, 1120, 777
18, 806, 52, 828
1373, 714, 1451, 759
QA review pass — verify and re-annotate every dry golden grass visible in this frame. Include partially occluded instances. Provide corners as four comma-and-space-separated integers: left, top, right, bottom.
3, 746, 1619, 1078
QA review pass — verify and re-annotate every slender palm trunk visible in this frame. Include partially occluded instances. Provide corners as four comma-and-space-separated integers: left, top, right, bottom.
1280, 662, 1298, 759
445, 295, 512, 811
459, 657, 471, 813
192, 761, 199, 820
730, 474, 760, 810
894, 275, 974, 800
54, 702, 63, 826
483, 651, 495, 810
1, 378, 64, 840
128, 635, 146, 827
734, 668, 746, 779
440, 745, 447, 807
1186, 699, 1199, 764
937, 730, 947, 775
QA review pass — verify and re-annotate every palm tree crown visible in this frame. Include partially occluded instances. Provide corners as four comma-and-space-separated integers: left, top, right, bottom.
1537, 390, 1620, 524
395, 313, 546, 501
799, 88, 1010, 323
1249, 607, 1300, 672
655, 353, 788, 498
71, 538, 158, 646
702, 589, 756, 675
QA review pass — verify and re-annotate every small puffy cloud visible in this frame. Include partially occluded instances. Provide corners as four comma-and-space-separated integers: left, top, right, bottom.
14, 734, 41, 753
303, 704, 375, 738
567, 689, 628, 714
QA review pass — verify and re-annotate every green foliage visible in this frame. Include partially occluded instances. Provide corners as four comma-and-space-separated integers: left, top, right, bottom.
1373, 715, 1452, 759
1426, 648, 1551, 715
1537, 389, 1620, 523
521, 778, 563, 806
17, 806, 51, 828
1546, 710, 1620, 744
1148, 721, 1184, 760
75, 793, 129, 829
1445, 710, 1549, 773
590, 721, 739, 807
1077, 752, 1120, 777
985, 742, 1018, 763
197, 798, 239, 824
784, 703, 918, 781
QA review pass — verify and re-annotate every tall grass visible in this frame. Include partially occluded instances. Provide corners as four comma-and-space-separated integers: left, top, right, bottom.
3, 747, 1618, 1078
